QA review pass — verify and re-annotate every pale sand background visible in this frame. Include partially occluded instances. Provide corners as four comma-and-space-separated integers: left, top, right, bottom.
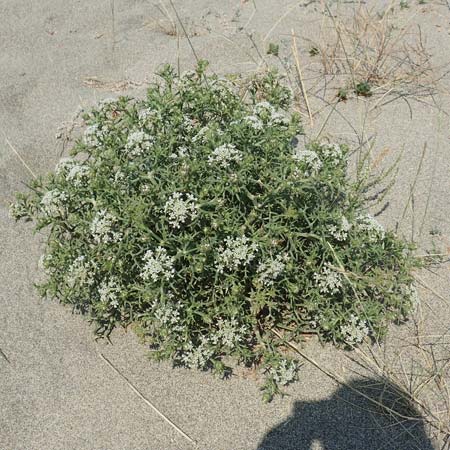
1, 1, 450, 449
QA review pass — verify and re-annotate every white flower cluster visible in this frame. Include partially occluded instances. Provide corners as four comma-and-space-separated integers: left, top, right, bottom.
211, 317, 247, 349
138, 107, 157, 124
401, 283, 420, 313
313, 262, 343, 294
254, 101, 274, 114
329, 216, 352, 241
140, 247, 175, 282
292, 149, 323, 176
41, 189, 68, 217
98, 277, 121, 308
38, 253, 56, 275
181, 336, 214, 370
164, 192, 198, 228
113, 170, 125, 183
340, 314, 369, 345
192, 126, 209, 143
67, 164, 90, 186
125, 130, 154, 157
169, 146, 189, 159
153, 301, 180, 326
243, 115, 264, 130
182, 117, 197, 133
208, 144, 242, 168
151, 296, 185, 334
66, 255, 95, 287
8, 201, 26, 220
253, 101, 289, 126
84, 124, 106, 148
269, 359, 298, 386
55, 157, 74, 175
55, 157, 90, 186
217, 235, 258, 273
320, 142, 344, 164
356, 213, 385, 240
319, 142, 343, 165
308, 313, 324, 330
256, 254, 288, 286
90, 210, 123, 244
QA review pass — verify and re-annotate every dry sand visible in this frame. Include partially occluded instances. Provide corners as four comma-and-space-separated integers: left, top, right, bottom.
1, 1, 450, 449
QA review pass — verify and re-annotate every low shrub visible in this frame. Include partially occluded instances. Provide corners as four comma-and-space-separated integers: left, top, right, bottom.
10, 62, 420, 400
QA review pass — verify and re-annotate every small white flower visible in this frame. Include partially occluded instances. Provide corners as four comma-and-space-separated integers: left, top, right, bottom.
98, 277, 121, 308
38, 253, 55, 275
113, 170, 125, 184
269, 111, 289, 126
40, 189, 68, 217
252, 102, 289, 127
340, 314, 369, 345
138, 107, 157, 124
269, 359, 298, 386
292, 149, 323, 176
66, 255, 95, 287
83, 124, 105, 147
180, 336, 214, 370
164, 192, 198, 229
254, 101, 276, 116
141, 247, 175, 282
216, 235, 258, 273
329, 216, 352, 241
208, 144, 242, 168
192, 126, 209, 143
313, 262, 343, 294
169, 146, 189, 159
182, 117, 197, 133
319, 142, 343, 165
211, 317, 247, 349
243, 115, 264, 130
401, 283, 420, 313
152, 295, 183, 328
256, 254, 288, 286
55, 157, 75, 175
356, 213, 385, 240
90, 210, 123, 244
9, 201, 26, 220
66, 164, 90, 186
125, 130, 154, 157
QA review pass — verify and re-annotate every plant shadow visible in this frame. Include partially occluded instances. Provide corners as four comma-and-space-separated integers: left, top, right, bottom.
257, 377, 436, 450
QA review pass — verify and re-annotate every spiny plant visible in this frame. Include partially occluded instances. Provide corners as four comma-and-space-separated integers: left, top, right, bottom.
10, 62, 420, 401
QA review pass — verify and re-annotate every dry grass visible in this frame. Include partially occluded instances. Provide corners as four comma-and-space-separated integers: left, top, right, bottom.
295, 0, 448, 110
351, 317, 450, 448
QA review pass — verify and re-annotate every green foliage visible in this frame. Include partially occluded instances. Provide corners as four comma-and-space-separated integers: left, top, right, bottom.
10, 63, 420, 401
337, 87, 348, 102
267, 42, 280, 57
400, 0, 410, 9
309, 46, 320, 57
355, 81, 373, 97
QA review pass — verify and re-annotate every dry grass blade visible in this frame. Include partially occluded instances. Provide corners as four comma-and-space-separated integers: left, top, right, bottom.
0, 347, 10, 363
4, 136, 37, 179
98, 352, 197, 447
270, 328, 430, 425
308, 1, 440, 105
291, 30, 314, 127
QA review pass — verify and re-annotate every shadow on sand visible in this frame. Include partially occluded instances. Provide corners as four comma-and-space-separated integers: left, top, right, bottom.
257, 377, 435, 450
